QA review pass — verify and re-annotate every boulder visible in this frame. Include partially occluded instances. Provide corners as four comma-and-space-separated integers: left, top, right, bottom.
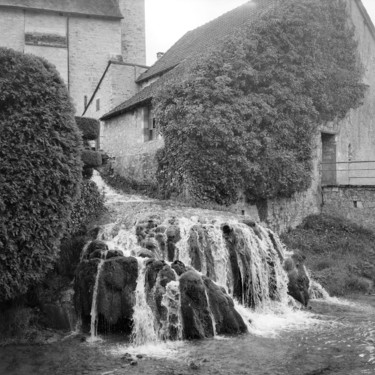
171, 260, 187, 276
179, 270, 214, 339
284, 252, 310, 306
97, 257, 138, 331
74, 256, 138, 333
85, 240, 108, 259
203, 277, 247, 335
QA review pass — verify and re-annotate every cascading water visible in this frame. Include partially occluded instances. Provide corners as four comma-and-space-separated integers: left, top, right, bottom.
132, 257, 159, 345
88, 253, 107, 342
75, 172, 315, 345
160, 280, 183, 341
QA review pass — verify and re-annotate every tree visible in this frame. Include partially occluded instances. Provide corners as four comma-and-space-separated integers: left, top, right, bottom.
0, 48, 83, 301
154, 0, 367, 205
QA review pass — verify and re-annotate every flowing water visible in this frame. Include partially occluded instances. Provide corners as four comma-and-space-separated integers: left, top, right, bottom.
1, 172, 374, 374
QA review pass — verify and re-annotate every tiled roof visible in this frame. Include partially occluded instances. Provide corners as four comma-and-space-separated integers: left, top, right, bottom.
136, 0, 275, 83
100, 67, 183, 120
0, 0, 123, 19
101, 0, 277, 120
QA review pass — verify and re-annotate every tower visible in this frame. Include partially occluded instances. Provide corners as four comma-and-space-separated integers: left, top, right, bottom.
118, 0, 146, 65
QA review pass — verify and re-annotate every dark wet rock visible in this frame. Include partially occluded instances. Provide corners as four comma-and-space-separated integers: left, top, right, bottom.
74, 259, 100, 326
203, 277, 247, 335
179, 270, 214, 339
86, 240, 108, 259
74, 257, 138, 333
141, 238, 161, 257
221, 223, 233, 236
166, 225, 181, 243
284, 252, 310, 306
242, 219, 256, 228
136, 248, 155, 258
105, 250, 123, 259
145, 260, 166, 290
155, 225, 167, 233
166, 225, 181, 262
188, 225, 216, 281
97, 257, 138, 330
172, 260, 187, 276
144, 260, 178, 339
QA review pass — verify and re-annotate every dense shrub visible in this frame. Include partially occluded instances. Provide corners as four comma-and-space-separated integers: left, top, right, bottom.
67, 180, 105, 236
0, 48, 82, 301
82, 150, 102, 167
154, 0, 367, 204
75, 116, 100, 141
281, 214, 375, 296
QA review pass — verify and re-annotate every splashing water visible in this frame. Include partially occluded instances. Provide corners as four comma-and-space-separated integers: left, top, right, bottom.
160, 280, 183, 340
132, 258, 159, 345
88, 257, 106, 342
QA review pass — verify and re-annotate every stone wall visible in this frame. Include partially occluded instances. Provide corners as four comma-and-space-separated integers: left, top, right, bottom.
112, 140, 163, 186
0, 1, 146, 116
0, 8, 24, 51
322, 186, 375, 231
119, 0, 146, 65
68, 17, 121, 115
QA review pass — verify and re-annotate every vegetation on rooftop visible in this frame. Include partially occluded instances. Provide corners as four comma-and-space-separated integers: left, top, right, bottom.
153, 0, 367, 205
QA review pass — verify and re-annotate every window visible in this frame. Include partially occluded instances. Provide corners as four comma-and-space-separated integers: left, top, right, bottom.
84, 95, 88, 108
143, 107, 158, 142
96, 98, 100, 112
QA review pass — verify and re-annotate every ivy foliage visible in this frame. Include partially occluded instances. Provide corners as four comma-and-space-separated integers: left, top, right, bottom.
0, 48, 83, 301
153, 0, 367, 205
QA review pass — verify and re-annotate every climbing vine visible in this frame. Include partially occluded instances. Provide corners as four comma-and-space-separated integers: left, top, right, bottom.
153, 0, 367, 205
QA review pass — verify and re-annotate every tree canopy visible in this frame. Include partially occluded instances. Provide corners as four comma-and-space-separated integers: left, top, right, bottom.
154, 0, 367, 205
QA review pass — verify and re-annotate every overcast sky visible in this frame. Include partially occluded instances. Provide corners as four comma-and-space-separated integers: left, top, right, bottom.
145, 0, 375, 66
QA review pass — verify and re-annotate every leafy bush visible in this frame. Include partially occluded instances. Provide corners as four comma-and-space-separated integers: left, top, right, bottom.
67, 180, 105, 236
82, 150, 102, 167
154, 0, 367, 204
75, 116, 100, 141
281, 214, 375, 296
0, 48, 82, 301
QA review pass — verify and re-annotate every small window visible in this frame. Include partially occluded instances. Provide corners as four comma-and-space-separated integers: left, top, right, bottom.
96, 98, 100, 112
84, 95, 88, 108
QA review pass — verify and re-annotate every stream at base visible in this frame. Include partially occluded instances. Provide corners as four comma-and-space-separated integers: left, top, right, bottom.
1, 295, 374, 375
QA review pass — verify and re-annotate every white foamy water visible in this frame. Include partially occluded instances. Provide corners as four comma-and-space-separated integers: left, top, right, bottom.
233, 300, 320, 338
88, 258, 106, 342
131, 258, 159, 345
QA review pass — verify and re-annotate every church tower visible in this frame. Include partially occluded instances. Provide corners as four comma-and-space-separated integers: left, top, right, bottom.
118, 0, 146, 65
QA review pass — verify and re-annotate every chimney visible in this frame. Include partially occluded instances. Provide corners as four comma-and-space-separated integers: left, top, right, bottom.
157, 52, 164, 60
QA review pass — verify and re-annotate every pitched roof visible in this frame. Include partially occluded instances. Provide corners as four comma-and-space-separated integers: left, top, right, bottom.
100, 66, 183, 121
136, 0, 275, 83
0, 0, 123, 19
101, 0, 276, 120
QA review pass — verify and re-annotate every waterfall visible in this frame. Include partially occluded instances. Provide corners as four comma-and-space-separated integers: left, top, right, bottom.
175, 217, 195, 266
88, 256, 106, 341
131, 258, 159, 345
204, 288, 217, 336
160, 280, 183, 340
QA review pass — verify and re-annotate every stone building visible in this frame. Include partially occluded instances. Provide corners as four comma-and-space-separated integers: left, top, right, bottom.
0, 0, 147, 115
94, 0, 375, 232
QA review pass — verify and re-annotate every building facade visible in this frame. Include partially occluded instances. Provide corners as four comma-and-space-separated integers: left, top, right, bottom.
98, 0, 375, 232
0, 0, 146, 115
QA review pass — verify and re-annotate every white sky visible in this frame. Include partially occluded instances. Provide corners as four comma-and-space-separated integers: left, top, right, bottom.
145, 0, 375, 66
